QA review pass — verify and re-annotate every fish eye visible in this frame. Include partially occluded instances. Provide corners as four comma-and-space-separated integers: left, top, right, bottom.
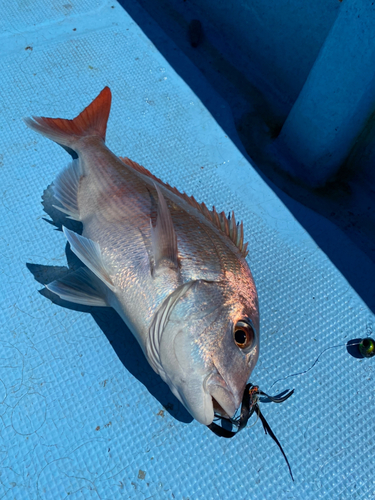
233, 320, 255, 350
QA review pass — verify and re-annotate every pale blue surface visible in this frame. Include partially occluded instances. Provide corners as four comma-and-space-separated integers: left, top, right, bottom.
1, 1, 375, 499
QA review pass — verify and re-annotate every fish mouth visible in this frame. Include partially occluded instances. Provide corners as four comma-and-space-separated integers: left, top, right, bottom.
206, 372, 242, 420
212, 397, 231, 419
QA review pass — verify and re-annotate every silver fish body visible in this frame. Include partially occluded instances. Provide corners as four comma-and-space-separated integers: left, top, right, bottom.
25, 87, 259, 425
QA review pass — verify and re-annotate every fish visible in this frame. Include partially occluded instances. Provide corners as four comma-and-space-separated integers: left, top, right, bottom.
24, 87, 259, 426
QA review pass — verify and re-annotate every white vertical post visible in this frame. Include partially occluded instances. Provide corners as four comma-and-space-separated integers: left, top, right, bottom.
276, 0, 375, 187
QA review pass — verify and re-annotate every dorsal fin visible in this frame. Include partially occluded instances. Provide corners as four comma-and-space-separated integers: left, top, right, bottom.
119, 156, 249, 257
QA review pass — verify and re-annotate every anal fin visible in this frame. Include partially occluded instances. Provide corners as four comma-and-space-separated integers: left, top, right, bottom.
53, 159, 82, 221
46, 267, 108, 307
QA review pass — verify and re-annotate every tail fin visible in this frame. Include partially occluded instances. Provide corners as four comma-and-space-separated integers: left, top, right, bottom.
24, 87, 112, 151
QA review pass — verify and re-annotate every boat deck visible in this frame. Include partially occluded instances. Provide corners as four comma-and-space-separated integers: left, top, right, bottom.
1, 1, 374, 498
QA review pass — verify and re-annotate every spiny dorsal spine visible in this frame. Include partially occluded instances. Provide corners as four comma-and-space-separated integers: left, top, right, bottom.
119, 157, 249, 258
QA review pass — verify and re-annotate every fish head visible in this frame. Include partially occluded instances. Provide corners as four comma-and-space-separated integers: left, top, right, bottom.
152, 278, 259, 425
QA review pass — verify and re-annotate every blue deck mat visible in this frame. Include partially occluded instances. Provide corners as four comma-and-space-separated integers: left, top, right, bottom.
1, 1, 375, 498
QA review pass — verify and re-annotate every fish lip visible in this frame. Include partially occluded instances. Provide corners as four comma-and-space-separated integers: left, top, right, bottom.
205, 370, 241, 419
212, 396, 231, 419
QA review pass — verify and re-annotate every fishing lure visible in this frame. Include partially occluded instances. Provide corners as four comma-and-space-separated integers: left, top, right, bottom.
359, 337, 375, 358
208, 384, 295, 481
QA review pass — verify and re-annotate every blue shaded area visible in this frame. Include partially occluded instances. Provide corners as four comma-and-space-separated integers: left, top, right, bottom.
1, 1, 375, 499
119, 0, 375, 313
278, 1, 375, 185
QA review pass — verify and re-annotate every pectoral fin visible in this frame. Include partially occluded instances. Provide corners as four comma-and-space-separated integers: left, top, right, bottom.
150, 183, 179, 270
63, 227, 115, 291
46, 267, 108, 306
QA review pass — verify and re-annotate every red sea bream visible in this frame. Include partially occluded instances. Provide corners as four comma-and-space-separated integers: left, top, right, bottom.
25, 87, 259, 425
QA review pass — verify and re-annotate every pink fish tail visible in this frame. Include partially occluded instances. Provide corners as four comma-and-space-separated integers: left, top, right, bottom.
24, 87, 112, 150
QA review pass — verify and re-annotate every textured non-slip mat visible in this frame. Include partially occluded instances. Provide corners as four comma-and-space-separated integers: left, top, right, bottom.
1, 1, 374, 498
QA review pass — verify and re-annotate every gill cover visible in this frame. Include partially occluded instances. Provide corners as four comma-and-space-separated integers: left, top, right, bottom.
147, 279, 259, 425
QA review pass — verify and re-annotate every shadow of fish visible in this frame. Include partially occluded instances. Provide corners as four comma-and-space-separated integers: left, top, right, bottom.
24, 87, 259, 425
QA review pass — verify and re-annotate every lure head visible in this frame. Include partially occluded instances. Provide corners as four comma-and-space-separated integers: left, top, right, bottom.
148, 277, 259, 425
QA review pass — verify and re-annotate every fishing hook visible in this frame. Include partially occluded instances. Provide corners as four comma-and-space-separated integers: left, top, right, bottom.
207, 383, 295, 481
